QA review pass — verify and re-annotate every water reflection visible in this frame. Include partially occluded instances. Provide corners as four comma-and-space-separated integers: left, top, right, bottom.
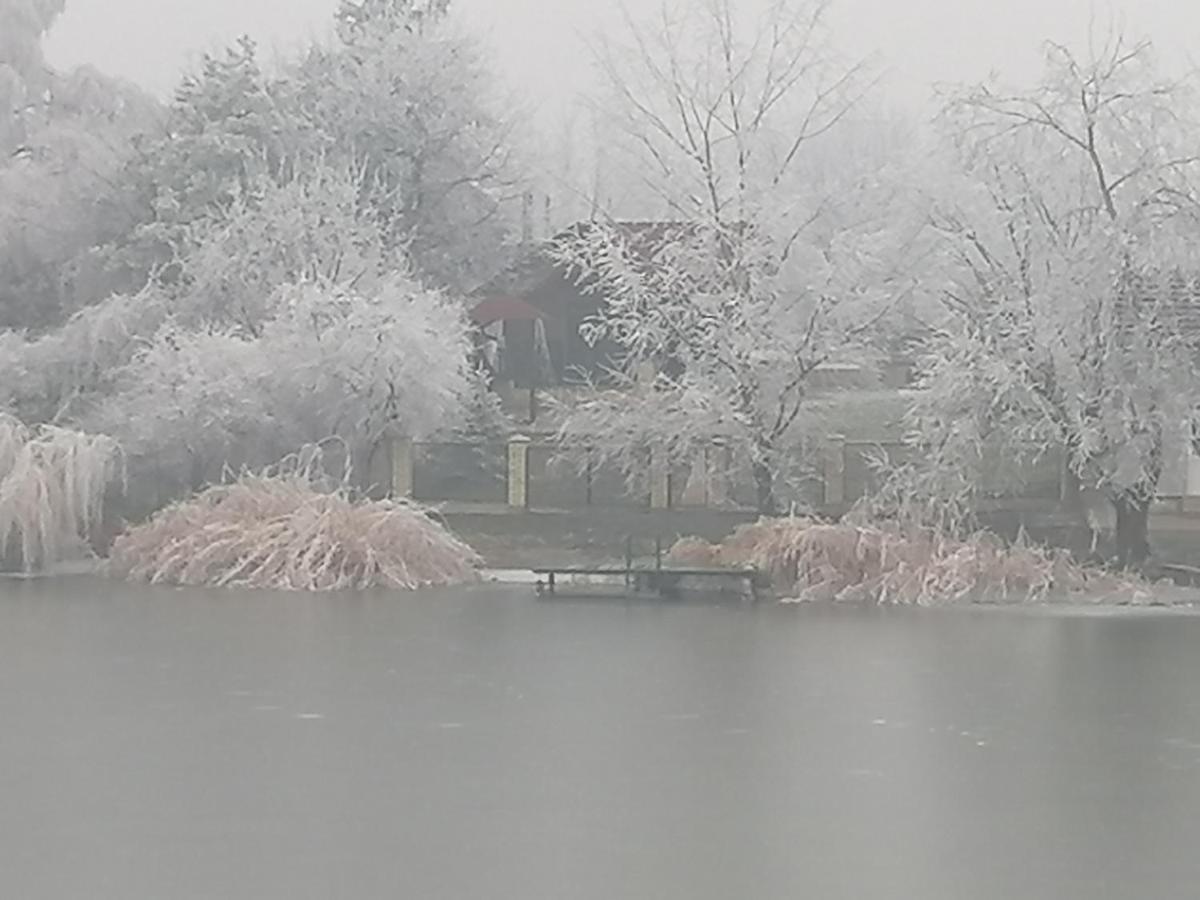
0, 580, 1198, 898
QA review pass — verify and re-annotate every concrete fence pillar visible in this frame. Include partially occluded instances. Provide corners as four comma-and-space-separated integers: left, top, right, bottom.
1185, 442, 1200, 513
823, 434, 847, 507
390, 436, 414, 499
507, 434, 532, 509
708, 441, 730, 508
680, 447, 709, 507
649, 445, 671, 509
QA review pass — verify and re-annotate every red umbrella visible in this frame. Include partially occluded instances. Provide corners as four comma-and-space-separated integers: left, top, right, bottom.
469, 296, 552, 326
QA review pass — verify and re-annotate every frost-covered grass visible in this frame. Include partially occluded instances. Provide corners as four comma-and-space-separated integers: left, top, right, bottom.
669, 518, 1147, 605
0, 413, 122, 573
108, 471, 481, 592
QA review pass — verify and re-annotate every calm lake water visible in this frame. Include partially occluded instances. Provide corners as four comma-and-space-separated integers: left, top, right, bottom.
3, 579, 1200, 899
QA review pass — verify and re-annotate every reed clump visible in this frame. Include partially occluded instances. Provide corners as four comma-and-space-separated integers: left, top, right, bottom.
109, 467, 480, 591
0, 413, 122, 572
669, 518, 1144, 605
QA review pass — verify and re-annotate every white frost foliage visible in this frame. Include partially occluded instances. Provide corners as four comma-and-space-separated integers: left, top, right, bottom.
551, 219, 902, 511
178, 165, 398, 332
95, 277, 472, 492
261, 278, 472, 446
0, 413, 122, 572
550, 373, 740, 476
90, 325, 268, 484
895, 37, 1200, 524
0, 286, 169, 422
545, 1, 928, 513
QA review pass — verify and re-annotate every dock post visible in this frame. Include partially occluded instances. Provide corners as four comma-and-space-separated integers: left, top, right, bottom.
585, 448, 594, 506
507, 434, 532, 509
624, 536, 633, 592
390, 435, 414, 499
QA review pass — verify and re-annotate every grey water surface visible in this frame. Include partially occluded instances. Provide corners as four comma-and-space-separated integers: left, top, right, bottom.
3, 579, 1200, 899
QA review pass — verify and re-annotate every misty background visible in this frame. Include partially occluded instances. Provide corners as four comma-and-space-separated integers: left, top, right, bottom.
45, 0, 1197, 117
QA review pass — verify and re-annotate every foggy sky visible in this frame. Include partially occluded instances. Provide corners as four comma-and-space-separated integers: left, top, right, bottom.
44, 0, 1199, 118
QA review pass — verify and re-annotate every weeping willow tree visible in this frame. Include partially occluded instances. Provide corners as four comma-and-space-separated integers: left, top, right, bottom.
0, 413, 122, 572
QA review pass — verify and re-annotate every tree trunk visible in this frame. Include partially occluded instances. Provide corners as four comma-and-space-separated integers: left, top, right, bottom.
752, 459, 778, 516
1112, 491, 1152, 570
1109, 429, 1163, 571
743, 391, 779, 515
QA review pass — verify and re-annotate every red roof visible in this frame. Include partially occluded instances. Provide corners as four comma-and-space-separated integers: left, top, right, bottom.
469, 296, 552, 325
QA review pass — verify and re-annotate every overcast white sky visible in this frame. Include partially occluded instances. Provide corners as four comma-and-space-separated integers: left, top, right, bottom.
43, 0, 1199, 118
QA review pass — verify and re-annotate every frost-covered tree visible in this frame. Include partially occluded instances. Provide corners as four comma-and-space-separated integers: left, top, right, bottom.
0, 156, 395, 424
256, 279, 474, 464
0, 0, 65, 148
171, 163, 400, 335
0, 70, 160, 323
0, 0, 160, 328
102, 36, 297, 287
0, 286, 169, 424
90, 278, 474, 501
288, 0, 520, 290
552, 0, 924, 513
904, 34, 1200, 566
334, 0, 451, 40
107, 3, 520, 297
0, 0, 503, 523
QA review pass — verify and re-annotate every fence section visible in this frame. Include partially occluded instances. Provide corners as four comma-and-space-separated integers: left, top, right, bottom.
396, 435, 1070, 512
412, 442, 508, 504
667, 445, 824, 511
527, 444, 650, 510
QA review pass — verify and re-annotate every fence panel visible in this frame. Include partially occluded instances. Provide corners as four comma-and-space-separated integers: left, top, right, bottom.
527, 444, 590, 509
666, 447, 812, 511
412, 442, 508, 503
527, 445, 650, 509
588, 448, 651, 508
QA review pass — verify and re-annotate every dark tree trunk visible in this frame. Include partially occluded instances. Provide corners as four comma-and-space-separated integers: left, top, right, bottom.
1112, 491, 1152, 570
1109, 429, 1163, 572
752, 459, 778, 516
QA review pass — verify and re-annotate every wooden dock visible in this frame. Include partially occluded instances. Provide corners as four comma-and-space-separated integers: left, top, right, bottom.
531, 537, 762, 600
533, 564, 761, 600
